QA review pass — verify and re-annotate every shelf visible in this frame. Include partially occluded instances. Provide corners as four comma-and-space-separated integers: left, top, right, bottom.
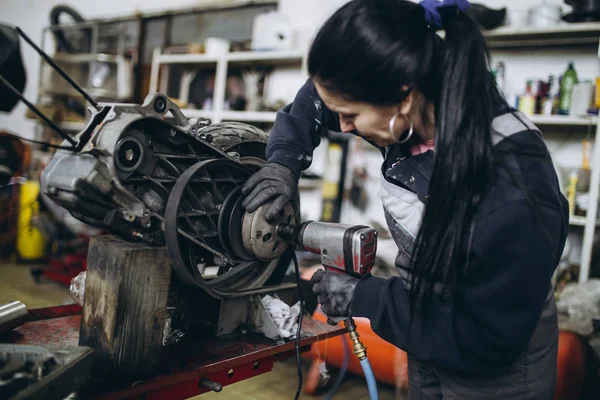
179, 110, 277, 123
226, 50, 305, 65
221, 111, 277, 123
178, 110, 596, 126
527, 114, 597, 126
59, 121, 86, 131
484, 22, 600, 49
180, 109, 213, 119
154, 50, 305, 66
156, 53, 219, 64
569, 215, 600, 227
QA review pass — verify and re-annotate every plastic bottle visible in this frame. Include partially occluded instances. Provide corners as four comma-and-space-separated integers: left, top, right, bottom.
567, 170, 579, 216
518, 80, 536, 115
535, 80, 545, 115
543, 75, 558, 115
559, 62, 578, 115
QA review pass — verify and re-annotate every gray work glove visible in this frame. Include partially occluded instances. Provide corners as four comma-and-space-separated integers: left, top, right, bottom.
310, 270, 359, 318
241, 162, 298, 222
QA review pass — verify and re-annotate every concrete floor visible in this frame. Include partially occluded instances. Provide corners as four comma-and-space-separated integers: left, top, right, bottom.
0, 262, 400, 399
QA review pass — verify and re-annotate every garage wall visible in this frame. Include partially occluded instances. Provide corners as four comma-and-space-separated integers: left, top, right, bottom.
0, 0, 350, 137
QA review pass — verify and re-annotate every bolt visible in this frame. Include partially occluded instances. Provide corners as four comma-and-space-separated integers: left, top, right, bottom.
216, 204, 222, 211
47, 186, 57, 195
123, 212, 135, 222
145, 137, 152, 145
360, 234, 365, 241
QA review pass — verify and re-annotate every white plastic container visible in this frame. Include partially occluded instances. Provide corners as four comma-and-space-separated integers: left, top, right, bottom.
529, 3, 562, 28
570, 81, 594, 116
251, 11, 294, 51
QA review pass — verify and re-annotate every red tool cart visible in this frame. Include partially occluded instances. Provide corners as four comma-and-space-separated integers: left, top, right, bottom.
3, 305, 344, 399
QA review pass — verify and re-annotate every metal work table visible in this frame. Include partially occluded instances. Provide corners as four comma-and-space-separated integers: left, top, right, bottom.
2, 305, 344, 399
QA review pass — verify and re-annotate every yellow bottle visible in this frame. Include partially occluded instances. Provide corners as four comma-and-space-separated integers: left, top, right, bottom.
518, 80, 536, 115
566, 170, 579, 216
16, 181, 47, 261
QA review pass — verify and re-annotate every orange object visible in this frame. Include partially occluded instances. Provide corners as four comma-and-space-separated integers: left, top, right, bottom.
554, 330, 586, 400
595, 77, 600, 108
583, 140, 591, 171
301, 266, 408, 393
301, 270, 586, 398
303, 307, 408, 393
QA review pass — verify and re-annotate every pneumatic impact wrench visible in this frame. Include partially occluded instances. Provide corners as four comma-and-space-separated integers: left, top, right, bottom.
276, 221, 378, 361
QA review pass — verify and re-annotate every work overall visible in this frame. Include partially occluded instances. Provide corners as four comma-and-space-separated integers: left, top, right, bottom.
379, 112, 559, 399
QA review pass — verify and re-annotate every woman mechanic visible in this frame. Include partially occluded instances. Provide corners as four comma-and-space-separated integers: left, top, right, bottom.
241, 0, 568, 398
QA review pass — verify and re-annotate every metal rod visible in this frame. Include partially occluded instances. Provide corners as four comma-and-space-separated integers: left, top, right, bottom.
0, 74, 77, 147
0, 301, 28, 333
15, 26, 100, 110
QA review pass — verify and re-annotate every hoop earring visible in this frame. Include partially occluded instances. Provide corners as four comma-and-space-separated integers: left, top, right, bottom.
389, 112, 414, 144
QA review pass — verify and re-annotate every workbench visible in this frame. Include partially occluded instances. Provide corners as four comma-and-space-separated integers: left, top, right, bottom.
2, 305, 345, 399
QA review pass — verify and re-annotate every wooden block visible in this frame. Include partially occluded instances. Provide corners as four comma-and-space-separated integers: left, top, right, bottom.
79, 235, 172, 379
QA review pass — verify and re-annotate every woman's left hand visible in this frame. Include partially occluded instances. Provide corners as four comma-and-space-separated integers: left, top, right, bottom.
310, 270, 359, 317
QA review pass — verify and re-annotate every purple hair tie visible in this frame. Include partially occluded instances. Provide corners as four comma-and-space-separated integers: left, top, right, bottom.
420, 0, 470, 29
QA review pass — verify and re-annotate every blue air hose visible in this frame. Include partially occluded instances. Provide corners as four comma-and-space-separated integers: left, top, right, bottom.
359, 357, 379, 400
340, 318, 380, 400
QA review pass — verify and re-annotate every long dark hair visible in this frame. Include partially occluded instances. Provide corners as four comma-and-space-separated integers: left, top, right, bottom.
308, 0, 507, 315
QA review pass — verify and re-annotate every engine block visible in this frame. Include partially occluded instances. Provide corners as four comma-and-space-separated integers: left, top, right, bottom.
41, 93, 288, 297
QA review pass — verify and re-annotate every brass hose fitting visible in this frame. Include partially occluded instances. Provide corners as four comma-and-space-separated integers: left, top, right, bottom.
344, 318, 368, 360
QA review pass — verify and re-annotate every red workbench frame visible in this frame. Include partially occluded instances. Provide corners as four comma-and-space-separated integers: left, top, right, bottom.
3, 305, 344, 399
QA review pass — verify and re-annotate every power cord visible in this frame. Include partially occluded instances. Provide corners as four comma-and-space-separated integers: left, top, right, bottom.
292, 250, 304, 400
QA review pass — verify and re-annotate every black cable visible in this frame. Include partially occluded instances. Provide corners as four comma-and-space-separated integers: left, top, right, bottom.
0, 74, 77, 147
292, 250, 304, 400
15, 27, 100, 110
16, 136, 76, 151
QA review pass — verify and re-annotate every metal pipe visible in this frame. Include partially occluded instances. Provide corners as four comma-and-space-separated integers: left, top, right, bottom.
199, 378, 222, 392
15, 26, 100, 110
0, 74, 77, 147
0, 301, 28, 333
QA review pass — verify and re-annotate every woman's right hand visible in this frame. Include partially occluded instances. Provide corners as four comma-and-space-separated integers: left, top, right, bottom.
241, 162, 298, 222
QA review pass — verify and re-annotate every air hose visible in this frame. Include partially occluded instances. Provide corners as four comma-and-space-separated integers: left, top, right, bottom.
343, 318, 379, 400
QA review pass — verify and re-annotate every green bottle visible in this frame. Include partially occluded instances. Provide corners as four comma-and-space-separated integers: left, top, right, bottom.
559, 61, 578, 115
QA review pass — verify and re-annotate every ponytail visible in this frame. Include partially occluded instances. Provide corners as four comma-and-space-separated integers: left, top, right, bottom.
409, 4, 507, 315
